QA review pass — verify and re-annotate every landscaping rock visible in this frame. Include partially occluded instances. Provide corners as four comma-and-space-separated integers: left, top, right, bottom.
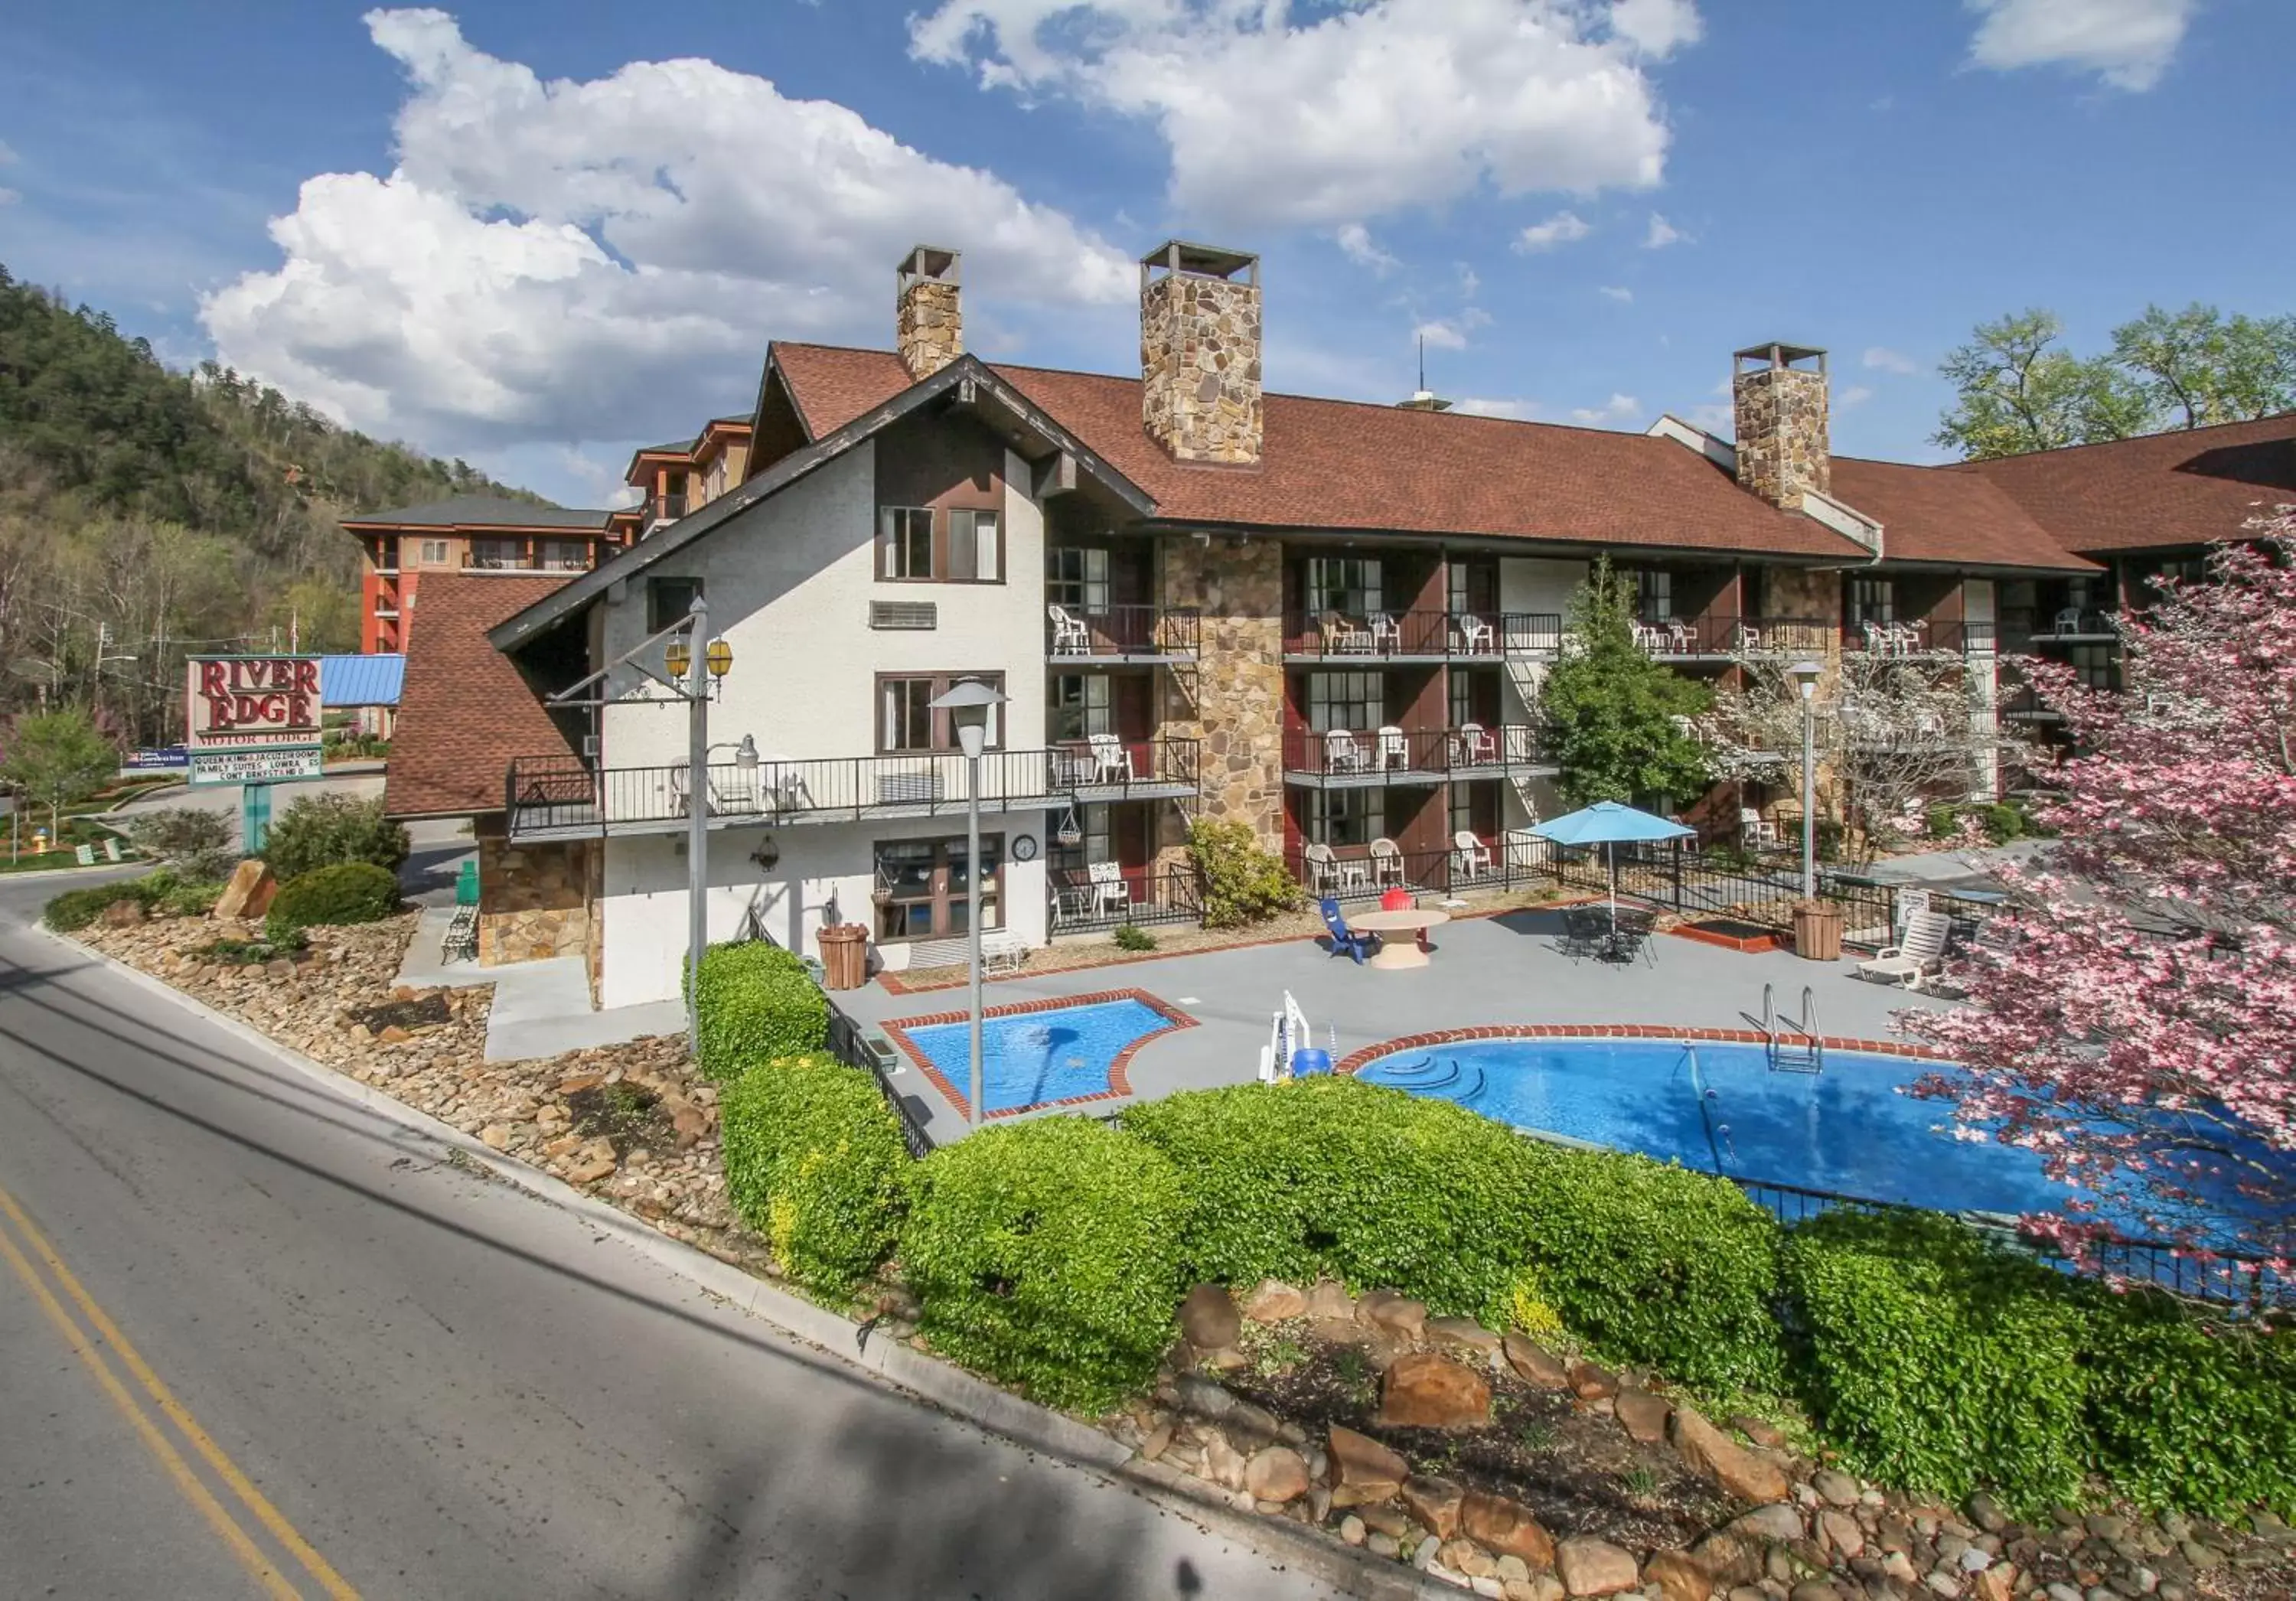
1554, 1536, 1639, 1596
1463, 1492, 1555, 1570
1377, 1352, 1492, 1430
1242, 1278, 1307, 1322
1402, 1475, 1468, 1541
1244, 1446, 1309, 1504
1732, 1414, 1789, 1450
1326, 1425, 1409, 1508
1339, 1515, 1366, 1547
1201, 1430, 1248, 1490
1691, 1531, 1763, 1586
1567, 1361, 1619, 1401
1614, 1387, 1671, 1445
1672, 1407, 1791, 1505
1303, 1279, 1356, 1320
1818, 1509, 1865, 1560
1179, 1283, 1242, 1350
1503, 1334, 1571, 1388
102, 898, 147, 927
1968, 1492, 2007, 1534
214, 859, 277, 921
1733, 1505, 1808, 1544
1140, 1423, 1172, 1461
1359, 1290, 1429, 1339
1813, 1469, 1861, 1507
1645, 1550, 1716, 1601
1428, 1316, 1502, 1356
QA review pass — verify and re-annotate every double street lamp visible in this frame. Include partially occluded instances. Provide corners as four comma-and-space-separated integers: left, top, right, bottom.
928, 679, 1007, 1129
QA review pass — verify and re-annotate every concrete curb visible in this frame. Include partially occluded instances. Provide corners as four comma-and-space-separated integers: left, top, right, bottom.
31, 924, 1443, 1600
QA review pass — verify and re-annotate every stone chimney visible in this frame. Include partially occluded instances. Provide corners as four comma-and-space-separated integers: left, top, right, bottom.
1732, 341, 1830, 507
1140, 241, 1262, 465
895, 246, 962, 380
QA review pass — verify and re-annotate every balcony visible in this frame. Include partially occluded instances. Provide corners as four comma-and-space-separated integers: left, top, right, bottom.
1996, 686, 2063, 723
504, 738, 1201, 841
463, 550, 594, 573
1289, 829, 1554, 901
1282, 724, 1554, 788
1048, 865, 1202, 934
2000, 607, 2117, 650
1628, 615, 1835, 658
1841, 618, 1997, 655
1283, 611, 1563, 661
1045, 604, 1200, 662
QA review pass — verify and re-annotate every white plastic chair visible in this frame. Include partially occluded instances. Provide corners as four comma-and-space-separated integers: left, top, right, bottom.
1048, 604, 1091, 655
1454, 614, 1495, 654
1859, 911, 1952, 989
1370, 612, 1403, 653
2053, 607, 2084, 636
1631, 621, 1662, 653
1324, 613, 1372, 654
1452, 830, 1494, 879
1368, 836, 1406, 887
1087, 733, 1135, 782
1455, 722, 1496, 765
1323, 729, 1370, 774
1302, 842, 1367, 895
1734, 621, 1764, 654
1375, 725, 1409, 770
1740, 807, 1778, 849
1088, 859, 1133, 916
1665, 620, 1694, 653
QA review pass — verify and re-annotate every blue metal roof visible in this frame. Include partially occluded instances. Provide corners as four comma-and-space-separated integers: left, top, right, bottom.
319, 653, 405, 706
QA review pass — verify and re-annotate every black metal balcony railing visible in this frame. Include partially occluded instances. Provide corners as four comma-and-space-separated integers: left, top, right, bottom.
1048, 865, 1202, 934
2000, 606, 2117, 649
1996, 686, 2064, 722
1044, 604, 1201, 658
505, 737, 1201, 838
1290, 832, 1556, 902
1842, 618, 1998, 654
1281, 723, 1549, 778
1283, 611, 1563, 658
1632, 615, 1835, 657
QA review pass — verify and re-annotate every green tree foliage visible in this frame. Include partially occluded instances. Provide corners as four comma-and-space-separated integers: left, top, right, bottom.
1186, 817, 1303, 927
0, 263, 550, 742
0, 707, 119, 836
1541, 559, 1710, 808
259, 793, 409, 882
1936, 303, 2296, 459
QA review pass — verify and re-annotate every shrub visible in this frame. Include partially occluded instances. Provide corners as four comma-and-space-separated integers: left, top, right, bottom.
720, 1053, 909, 1296
2085, 1292, 2296, 1519
121, 807, 236, 880
1981, 802, 2025, 842
902, 1116, 1186, 1411
261, 793, 409, 882
1782, 1210, 2090, 1512
44, 881, 141, 931
687, 939, 829, 1081
1926, 804, 1959, 840
1113, 922, 1156, 953
264, 862, 401, 941
153, 876, 227, 918
1186, 817, 1301, 928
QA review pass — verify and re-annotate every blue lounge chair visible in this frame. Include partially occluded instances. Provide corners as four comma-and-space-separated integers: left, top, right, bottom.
1319, 898, 1380, 964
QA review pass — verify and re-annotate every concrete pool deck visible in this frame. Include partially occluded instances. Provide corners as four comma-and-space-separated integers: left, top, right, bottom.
839, 906, 1957, 1143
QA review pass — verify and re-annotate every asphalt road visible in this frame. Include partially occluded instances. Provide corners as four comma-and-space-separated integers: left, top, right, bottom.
0, 875, 1349, 1600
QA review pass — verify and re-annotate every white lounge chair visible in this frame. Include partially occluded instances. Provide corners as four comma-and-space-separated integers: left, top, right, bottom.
1323, 729, 1371, 774
1049, 604, 1092, 655
1858, 911, 1953, 989
1087, 732, 1135, 783
1452, 830, 1494, 879
1375, 725, 1409, 770
1368, 836, 1406, 887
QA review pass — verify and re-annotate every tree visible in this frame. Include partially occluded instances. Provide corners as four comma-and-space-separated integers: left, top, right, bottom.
1933, 310, 2148, 459
0, 707, 120, 843
1700, 646, 2031, 865
1541, 559, 1709, 808
2109, 302, 2296, 429
1906, 515, 2296, 1264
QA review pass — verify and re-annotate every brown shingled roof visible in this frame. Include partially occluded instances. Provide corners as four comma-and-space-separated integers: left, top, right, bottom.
1958, 413, 2296, 554
385, 574, 577, 819
1827, 456, 2097, 573
769, 342, 1869, 560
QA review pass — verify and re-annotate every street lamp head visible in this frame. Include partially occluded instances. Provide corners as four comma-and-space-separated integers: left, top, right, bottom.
664, 638, 690, 680
931, 678, 1006, 762
733, 734, 759, 771
706, 638, 733, 680
1787, 660, 1823, 701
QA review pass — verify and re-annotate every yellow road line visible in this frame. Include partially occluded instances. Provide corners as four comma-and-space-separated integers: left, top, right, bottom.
0, 1182, 360, 1601
0, 1208, 302, 1600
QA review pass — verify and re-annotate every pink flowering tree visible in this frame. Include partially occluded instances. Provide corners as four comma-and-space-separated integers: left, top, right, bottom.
1906, 513, 2296, 1268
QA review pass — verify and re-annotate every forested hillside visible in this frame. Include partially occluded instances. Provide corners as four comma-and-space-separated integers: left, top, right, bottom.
0, 262, 550, 745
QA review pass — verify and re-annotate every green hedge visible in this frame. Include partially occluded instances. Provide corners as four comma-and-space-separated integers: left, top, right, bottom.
43, 868, 218, 931
2086, 1291, 2296, 1519
1782, 1210, 2091, 1513
720, 1053, 908, 1296
687, 940, 828, 1081
902, 1116, 1186, 1412
261, 793, 410, 882
1120, 1078, 1786, 1391
264, 862, 401, 941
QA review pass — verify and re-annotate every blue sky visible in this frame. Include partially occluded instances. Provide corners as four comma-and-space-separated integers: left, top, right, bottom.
4, 1, 2291, 508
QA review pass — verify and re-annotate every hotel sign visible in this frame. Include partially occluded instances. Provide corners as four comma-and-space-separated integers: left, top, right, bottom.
185, 655, 325, 787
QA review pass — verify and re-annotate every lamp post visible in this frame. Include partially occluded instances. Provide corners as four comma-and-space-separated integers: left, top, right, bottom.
1787, 660, 1823, 901
664, 598, 734, 1054
928, 680, 1008, 1128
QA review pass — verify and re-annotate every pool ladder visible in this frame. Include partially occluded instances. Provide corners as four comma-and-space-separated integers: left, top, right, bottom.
1755, 983, 1825, 1074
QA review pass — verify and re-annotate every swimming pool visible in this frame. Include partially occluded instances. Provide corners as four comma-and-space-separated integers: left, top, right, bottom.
885, 990, 1194, 1120
1353, 1033, 2098, 1219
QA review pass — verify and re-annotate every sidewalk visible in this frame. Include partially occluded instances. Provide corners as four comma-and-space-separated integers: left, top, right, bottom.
396, 906, 687, 1061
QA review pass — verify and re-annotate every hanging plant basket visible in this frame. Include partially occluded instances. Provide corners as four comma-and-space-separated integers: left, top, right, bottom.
1054, 803, 1084, 849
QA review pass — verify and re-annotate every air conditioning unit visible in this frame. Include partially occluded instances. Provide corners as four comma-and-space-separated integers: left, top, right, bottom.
877, 771, 944, 805
582, 734, 599, 758
870, 601, 937, 630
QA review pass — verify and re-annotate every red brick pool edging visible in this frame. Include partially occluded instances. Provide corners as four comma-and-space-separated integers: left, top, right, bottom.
882, 988, 1199, 1123
1332, 1025, 1955, 1078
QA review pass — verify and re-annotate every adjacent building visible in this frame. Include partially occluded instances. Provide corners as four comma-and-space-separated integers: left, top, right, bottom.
381, 240, 2294, 1009
343, 496, 621, 653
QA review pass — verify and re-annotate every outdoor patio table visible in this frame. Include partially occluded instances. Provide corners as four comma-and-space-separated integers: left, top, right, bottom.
1349, 906, 1451, 970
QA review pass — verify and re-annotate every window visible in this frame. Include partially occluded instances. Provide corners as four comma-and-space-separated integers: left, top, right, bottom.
1848, 577, 1894, 629
1050, 803, 1112, 877
1629, 568, 1672, 621
1449, 781, 1485, 843
1048, 546, 1110, 610
880, 507, 934, 579
1306, 789, 1381, 848
878, 673, 1004, 752
1049, 673, 1113, 743
1449, 672, 1475, 732
540, 540, 589, 571
874, 836, 1003, 941
1306, 670, 1381, 733
2069, 644, 2115, 692
647, 576, 704, 633
470, 538, 523, 570
419, 539, 449, 565
1306, 557, 1381, 618
948, 510, 1003, 582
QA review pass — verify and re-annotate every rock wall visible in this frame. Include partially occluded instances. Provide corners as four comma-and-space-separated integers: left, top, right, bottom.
478, 836, 592, 966
1158, 533, 1283, 856
1733, 365, 1829, 507
895, 278, 962, 380
1141, 273, 1263, 465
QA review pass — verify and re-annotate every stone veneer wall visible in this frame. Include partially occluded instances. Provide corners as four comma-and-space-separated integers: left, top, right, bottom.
1733, 366, 1830, 507
1140, 273, 1263, 465
478, 835, 592, 967
895, 279, 962, 379
1156, 533, 1284, 862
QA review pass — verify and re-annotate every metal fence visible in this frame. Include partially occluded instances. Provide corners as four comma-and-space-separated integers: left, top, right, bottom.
826, 999, 934, 1157
1049, 865, 1203, 935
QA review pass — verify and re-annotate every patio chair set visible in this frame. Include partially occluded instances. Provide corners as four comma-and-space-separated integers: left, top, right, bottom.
1859, 619, 1929, 655
1557, 905, 1656, 965
1631, 619, 1695, 654
1058, 734, 1137, 787
1317, 612, 1499, 656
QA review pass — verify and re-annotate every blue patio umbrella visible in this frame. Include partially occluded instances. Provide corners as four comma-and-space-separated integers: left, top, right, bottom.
1531, 800, 1696, 934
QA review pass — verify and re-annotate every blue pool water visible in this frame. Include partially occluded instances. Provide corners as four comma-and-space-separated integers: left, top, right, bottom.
895, 997, 1181, 1117
1357, 1036, 2108, 1220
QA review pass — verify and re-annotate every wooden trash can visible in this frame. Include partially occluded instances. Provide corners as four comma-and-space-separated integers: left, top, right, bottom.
816, 923, 869, 990
1792, 901, 1844, 962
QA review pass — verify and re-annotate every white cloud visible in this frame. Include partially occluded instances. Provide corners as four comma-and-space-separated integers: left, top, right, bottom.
1454, 396, 1536, 419
1965, 0, 2197, 91
1571, 392, 1641, 424
199, 8, 1130, 450
1336, 222, 1400, 275
1598, 285, 1632, 302
1642, 211, 1684, 248
1457, 262, 1481, 297
911, 0, 1690, 227
0, 189, 18, 207
1415, 319, 1469, 351
1861, 346, 1919, 374
1838, 384, 1874, 409
1515, 209, 1592, 253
